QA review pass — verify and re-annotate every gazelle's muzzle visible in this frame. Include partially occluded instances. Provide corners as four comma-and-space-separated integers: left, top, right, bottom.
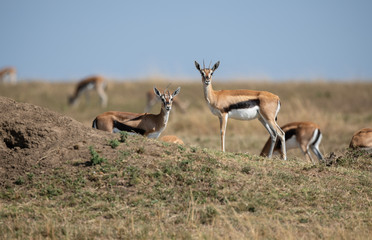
165, 103, 172, 111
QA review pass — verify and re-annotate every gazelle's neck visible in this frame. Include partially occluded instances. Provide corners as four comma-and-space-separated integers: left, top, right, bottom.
203, 82, 215, 104
157, 107, 170, 126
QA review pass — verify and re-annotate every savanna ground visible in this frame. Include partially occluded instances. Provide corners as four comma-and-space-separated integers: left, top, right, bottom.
0, 79, 371, 239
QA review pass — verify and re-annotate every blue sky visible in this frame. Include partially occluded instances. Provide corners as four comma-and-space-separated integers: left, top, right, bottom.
1, 0, 371, 81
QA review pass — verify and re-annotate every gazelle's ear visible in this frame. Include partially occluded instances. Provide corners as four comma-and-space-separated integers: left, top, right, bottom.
154, 87, 161, 97
172, 87, 181, 97
194, 61, 201, 71
212, 61, 220, 71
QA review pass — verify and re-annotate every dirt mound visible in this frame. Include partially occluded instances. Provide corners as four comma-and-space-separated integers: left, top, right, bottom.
0, 96, 114, 187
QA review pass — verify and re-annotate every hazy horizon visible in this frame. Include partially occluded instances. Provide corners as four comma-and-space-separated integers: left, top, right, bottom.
1, 1, 372, 81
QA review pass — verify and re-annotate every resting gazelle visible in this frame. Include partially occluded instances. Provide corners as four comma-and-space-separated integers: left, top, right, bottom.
159, 135, 184, 145
144, 89, 188, 113
68, 75, 108, 107
0, 66, 17, 84
92, 87, 181, 138
349, 128, 372, 151
195, 61, 286, 160
260, 121, 324, 163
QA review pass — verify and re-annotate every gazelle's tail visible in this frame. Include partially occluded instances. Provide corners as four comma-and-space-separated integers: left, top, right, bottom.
92, 118, 98, 129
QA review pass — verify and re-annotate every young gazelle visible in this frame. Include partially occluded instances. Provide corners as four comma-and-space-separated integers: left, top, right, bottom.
92, 87, 181, 138
260, 121, 324, 163
68, 75, 108, 107
349, 128, 372, 151
195, 61, 286, 159
0, 66, 17, 84
144, 88, 188, 113
159, 135, 184, 145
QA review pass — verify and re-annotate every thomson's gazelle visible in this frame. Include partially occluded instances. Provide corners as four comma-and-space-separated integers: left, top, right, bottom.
0, 66, 17, 84
349, 128, 372, 151
260, 121, 324, 163
92, 87, 180, 138
68, 75, 108, 107
195, 61, 286, 159
159, 135, 184, 145
144, 89, 188, 113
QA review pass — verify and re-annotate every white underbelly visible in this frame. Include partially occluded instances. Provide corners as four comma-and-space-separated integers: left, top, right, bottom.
228, 106, 259, 120
285, 135, 299, 150
147, 126, 165, 139
147, 131, 162, 139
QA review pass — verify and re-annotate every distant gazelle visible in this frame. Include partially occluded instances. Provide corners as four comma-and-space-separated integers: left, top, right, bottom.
159, 135, 184, 145
195, 61, 286, 159
349, 128, 372, 151
0, 67, 17, 84
144, 89, 188, 113
68, 75, 108, 107
260, 121, 324, 163
92, 87, 180, 138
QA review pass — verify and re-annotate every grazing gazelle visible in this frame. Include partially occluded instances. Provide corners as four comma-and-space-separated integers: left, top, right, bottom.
68, 75, 108, 107
195, 61, 286, 159
0, 66, 17, 84
144, 89, 188, 113
260, 121, 324, 163
159, 135, 184, 145
92, 87, 181, 138
349, 128, 372, 151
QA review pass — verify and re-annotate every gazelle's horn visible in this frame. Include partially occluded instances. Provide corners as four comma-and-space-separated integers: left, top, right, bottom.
209, 60, 212, 69
203, 59, 205, 69
164, 83, 172, 93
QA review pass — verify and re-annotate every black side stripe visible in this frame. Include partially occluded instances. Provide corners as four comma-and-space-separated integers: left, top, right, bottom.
277, 128, 297, 149
113, 121, 146, 135
223, 99, 260, 113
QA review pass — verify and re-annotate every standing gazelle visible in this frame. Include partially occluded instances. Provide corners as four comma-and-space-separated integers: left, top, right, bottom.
68, 75, 108, 107
0, 66, 17, 84
260, 121, 324, 163
195, 61, 286, 159
92, 87, 180, 138
349, 128, 372, 151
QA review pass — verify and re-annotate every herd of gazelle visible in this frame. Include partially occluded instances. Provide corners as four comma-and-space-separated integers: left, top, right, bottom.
84, 61, 370, 161
4, 62, 369, 161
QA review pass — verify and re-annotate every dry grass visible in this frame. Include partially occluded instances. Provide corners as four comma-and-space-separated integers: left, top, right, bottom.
0, 79, 371, 239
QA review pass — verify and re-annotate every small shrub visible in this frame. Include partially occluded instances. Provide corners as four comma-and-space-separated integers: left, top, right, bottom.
119, 131, 129, 143
108, 139, 120, 149
241, 166, 251, 174
124, 166, 141, 186
88, 146, 107, 166
14, 177, 25, 185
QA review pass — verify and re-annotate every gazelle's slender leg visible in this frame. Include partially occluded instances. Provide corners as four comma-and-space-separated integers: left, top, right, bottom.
300, 143, 316, 164
219, 113, 228, 152
310, 145, 324, 162
258, 116, 277, 158
97, 87, 108, 107
274, 122, 287, 160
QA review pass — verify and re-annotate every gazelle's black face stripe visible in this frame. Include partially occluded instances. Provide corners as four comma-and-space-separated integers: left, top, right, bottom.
223, 99, 260, 113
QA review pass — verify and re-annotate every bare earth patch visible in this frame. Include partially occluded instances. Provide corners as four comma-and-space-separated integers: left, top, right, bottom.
0, 96, 115, 187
